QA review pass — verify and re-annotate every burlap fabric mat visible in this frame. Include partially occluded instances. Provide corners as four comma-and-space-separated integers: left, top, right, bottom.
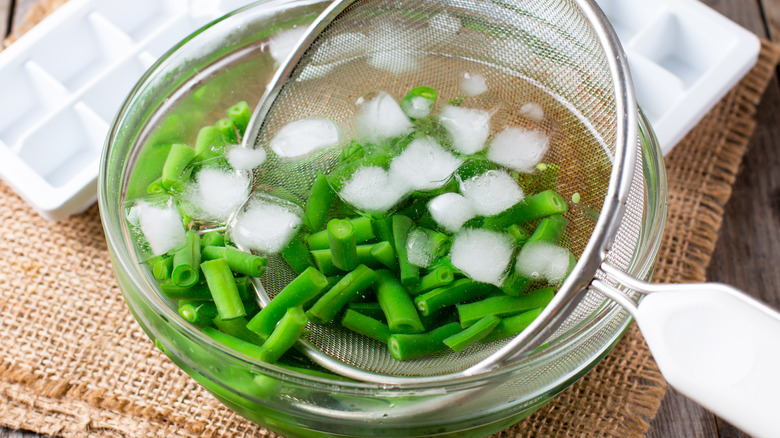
1, 1, 779, 436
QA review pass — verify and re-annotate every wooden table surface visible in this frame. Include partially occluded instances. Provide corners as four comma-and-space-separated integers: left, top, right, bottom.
1, 0, 779, 437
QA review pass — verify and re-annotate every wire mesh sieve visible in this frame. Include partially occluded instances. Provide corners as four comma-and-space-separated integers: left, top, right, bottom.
241, 0, 639, 382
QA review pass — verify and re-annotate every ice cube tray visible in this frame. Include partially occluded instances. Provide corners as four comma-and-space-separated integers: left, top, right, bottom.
0, 0, 761, 220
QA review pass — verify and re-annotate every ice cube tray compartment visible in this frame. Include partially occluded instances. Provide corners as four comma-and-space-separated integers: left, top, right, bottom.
596, 0, 760, 152
0, 0, 761, 220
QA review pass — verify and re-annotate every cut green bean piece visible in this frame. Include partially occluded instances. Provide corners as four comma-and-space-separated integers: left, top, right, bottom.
226, 101, 251, 135
444, 315, 501, 352
203, 327, 265, 358
457, 287, 554, 327
201, 230, 225, 247
371, 216, 394, 245
160, 280, 211, 300
304, 172, 336, 231
481, 308, 544, 343
306, 265, 378, 325
328, 219, 358, 271
400, 86, 437, 119
172, 231, 201, 287
527, 214, 568, 244
216, 117, 239, 144
178, 300, 218, 327
214, 315, 265, 345
246, 266, 329, 338
506, 224, 532, 245
194, 125, 226, 160
161, 144, 195, 190
150, 254, 174, 281
410, 266, 454, 296
147, 177, 165, 195
388, 322, 461, 361
307, 216, 376, 250
369, 241, 397, 270
310, 249, 341, 275
392, 215, 419, 287
347, 302, 386, 321
256, 307, 307, 363
201, 246, 268, 277
201, 258, 245, 320
282, 235, 315, 274
341, 309, 392, 343
500, 270, 532, 297
483, 190, 567, 229
414, 279, 495, 316
375, 270, 424, 334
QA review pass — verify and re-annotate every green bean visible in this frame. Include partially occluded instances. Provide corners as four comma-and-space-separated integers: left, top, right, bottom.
256, 307, 308, 363
194, 125, 226, 160
371, 216, 394, 245
304, 172, 336, 231
443, 315, 501, 352
392, 215, 420, 287
226, 101, 251, 135
172, 231, 201, 287
409, 265, 454, 296
246, 267, 329, 338
160, 276, 251, 301
457, 287, 554, 327
414, 279, 495, 316
307, 216, 376, 250
201, 258, 246, 320
306, 265, 378, 325
369, 241, 397, 270
375, 270, 424, 334
216, 117, 239, 144
178, 300, 217, 327
481, 308, 544, 343
500, 271, 532, 297
282, 235, 315, 274
328, 219, 359, 271
527, 214, 568, 244
310, 249, 341, 276
201, 246, 268, 277
149, 254, 173, 281
200, 230, 225, 247
203, 327, 265, 358
161, 143, 195, 190
147, 177, 165, 195
341, 309, 392, 343
399, 86, 437, 119
483, 190, 567, 229
388, 322, 461, 361
213, 315, 265, 345
506, 223, 532, 245
347, 302, 386, 321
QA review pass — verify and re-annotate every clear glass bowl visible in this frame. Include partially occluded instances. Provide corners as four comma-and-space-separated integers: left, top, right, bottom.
98, 1, 667, 436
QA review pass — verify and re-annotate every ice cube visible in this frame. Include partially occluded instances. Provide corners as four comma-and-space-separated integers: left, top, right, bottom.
400, 95, 434, 119
230, 197, 303, 254
228, 146, 267, 170
427, 193, 476, 233
486, 126, 549, 173
268, 26, 308, 64
514, 241, 573, 283
439, 105, 491, 154
369, 51, 420, 74
389, 137, 462, 191
519, 102, 544, 122
269, 118, 341, 158
339, 166, 409, 213
450, 228, 515, 286
461, 72, 487, 97
406, 228, 434, 268
132, 200, 187, 256
185, 168, 250, 222
460, 170, 524, 216
354, 92, 414, 144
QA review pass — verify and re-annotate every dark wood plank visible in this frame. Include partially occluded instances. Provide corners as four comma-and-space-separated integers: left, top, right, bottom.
0, 0, 11, 39
11, 0, 36, 30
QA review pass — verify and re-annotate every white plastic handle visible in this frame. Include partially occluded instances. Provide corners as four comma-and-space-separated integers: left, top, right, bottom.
636, 285, 780, 438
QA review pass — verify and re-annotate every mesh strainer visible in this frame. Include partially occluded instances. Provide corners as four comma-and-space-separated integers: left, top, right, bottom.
237, 1, 780, 434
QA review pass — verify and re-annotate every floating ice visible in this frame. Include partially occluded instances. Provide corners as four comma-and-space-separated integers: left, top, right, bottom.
400, 95, 434, 119
339, 166, 409, 213
461, 73, 488, 97
367, 21, 423, 74
228, 146, 267, 170
450, 228, 515, 286
231, 198, 303, 254
389, 137, 462, 191
460, 170, 524, 216
369, 51, 420, 74
515, 241, 573, 283
439, 105, 491, 154
268, 26, 308, 64
269, 118, 341, 158
486, 126, 549, 173
519, 102, 544, 122
354, 92, 414, 144
427, 193, 476, 233
185, 168, 250, 222
131, 200, 187, 256
406, 228, 434, 268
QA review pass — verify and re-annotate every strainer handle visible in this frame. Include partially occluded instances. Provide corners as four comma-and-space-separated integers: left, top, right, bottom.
622, 282, 780, 438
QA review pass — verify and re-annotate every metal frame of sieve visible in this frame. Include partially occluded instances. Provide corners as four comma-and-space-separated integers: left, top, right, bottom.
241, 0, 639, 384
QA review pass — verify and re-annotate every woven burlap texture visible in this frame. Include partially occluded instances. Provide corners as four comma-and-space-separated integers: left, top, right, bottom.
1, 1, 779, 437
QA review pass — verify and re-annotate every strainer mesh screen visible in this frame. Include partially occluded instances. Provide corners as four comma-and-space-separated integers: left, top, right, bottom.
249, 0, 640, 377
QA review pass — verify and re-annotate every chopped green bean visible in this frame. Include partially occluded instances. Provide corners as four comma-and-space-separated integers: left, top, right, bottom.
256, 307, 308, 363
213, 315, 265, 345
388, 322, 461, 361
506, 224, 532, 245
457, 287, 554, 327
161, 143, 195, 190
282, 235, 315, 274
414, 279, 495, 316
310, 249, 341, 275
201, 258, 245, 320
500, 271, 532, 296
328, 219, 359, 271
147, 177, 165, 195
443, 315, 501, 352
304, 172, 336, 231
226, 101, 251, 135
527, 214, 568, 244
483, 190, 567, 229
161, 277, 251, 301
399, 86, 438, 119
481, 308, 544, 343
371, 216, 394, 245
178, 300, 218, 327
203, 327, 265, 358
341, 309, 392, 343
369, 241, 397, 270
201, 245, 268, 277
216, 117, 239, 144
149, 254, 174, 281
410, 265, 455, 296
307, 216, 376, 250
375, 270, 424, 334
194, 125, 226, 161
306, 265, 378, 325
392, 215, 419, 287
347, 302, 386, 321
201, 230, 225, 247
172, 231, 201, 287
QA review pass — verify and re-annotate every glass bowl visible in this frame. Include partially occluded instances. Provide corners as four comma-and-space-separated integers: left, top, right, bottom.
98, 1, 667, 436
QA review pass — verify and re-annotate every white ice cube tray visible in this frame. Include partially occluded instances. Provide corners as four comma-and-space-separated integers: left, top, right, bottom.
0, 0, 761, 220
